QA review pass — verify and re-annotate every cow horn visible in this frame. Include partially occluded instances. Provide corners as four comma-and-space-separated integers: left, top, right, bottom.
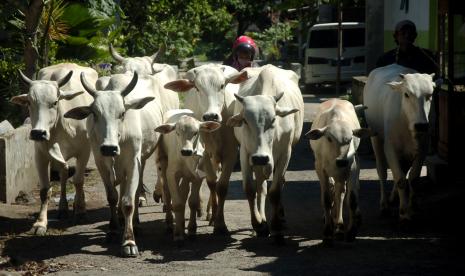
121, 72, 138, 97
151, 44, 165, 64
18, 70, 33, 86
80, 72, 98, 98
274, 92, 284, 103
234, 94, 244, 103
57, 70, 73, 87
399, 73, 406, 79
109, 43, 125, 63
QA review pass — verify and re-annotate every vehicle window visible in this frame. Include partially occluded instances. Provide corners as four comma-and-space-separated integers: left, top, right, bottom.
308, 28, 365, 48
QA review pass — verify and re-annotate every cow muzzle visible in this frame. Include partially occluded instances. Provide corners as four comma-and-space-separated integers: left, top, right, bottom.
100, 145, 119, 156
202, 112, 220, 122
251, 154, 270, 166
181, 148, 193, 156
414, 123, 429, 133
336, 158, 349, 168
30, 129, 48, 141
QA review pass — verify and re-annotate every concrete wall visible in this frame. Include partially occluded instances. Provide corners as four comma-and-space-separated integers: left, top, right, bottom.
0, 123, 38, 203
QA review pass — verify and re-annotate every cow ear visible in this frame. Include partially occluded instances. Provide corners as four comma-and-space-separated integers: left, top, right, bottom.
10, 94, 29, 106
386, 81, 403, 91
276, 106, 299, 117
226, 71, 248, 84
200, 121, 221, 133
59, 90, 84, 101
353, 128, 375, 139
64, 106, 93, 120
164, 79, 195, 92
155, 123, 176, 134
305, 127, 327, 140
125, 96, 155, 110
226, 113, 244, 127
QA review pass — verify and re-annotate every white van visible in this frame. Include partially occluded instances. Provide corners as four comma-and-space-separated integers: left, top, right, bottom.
304, 22, 365, 84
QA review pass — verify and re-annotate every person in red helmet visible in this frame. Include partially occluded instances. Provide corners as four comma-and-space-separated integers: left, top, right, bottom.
223, 35, 259, 71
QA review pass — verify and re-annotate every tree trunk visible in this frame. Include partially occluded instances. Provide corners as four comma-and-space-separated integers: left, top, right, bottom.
24, 0, 44, 79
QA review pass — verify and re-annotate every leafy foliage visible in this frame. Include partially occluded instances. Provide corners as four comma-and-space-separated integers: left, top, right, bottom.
247, 21, 295, 61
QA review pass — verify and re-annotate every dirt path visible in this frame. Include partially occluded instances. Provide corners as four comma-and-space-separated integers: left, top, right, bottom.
1, 94, 463, 275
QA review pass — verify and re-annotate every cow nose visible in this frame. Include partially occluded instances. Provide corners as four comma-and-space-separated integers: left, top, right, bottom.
30, 129, 47, 141
414, 123, 429, 133
336, 158, 349, 168
181, 149, 193, 156
251, 155, 270, 166
100, 145, 119, 156
202, 113, 219, 122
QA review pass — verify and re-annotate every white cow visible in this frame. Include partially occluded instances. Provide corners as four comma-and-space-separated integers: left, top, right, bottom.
10, 63, 96, 235
163, 64, 240, 234
107, 44, 179, 206
226, 64, 304, 242
306, 99, 372, 243
363, 64, 435, 221
65, 72, 161, 257
155, 110, 221, 242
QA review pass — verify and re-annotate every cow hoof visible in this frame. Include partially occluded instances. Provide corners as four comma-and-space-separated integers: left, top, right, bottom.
57, 209, 69, 220
272, 234, 285, 246
334, 231, 345, 241
255, 223, 270, 238
121, 244, 139, 257
73, 213, 87, 225
213, 225, 229, 236
398, 218, 413, 232
30, 225, 47, 236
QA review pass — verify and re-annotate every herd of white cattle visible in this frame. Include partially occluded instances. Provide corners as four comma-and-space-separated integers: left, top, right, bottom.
9, 46, 436, 257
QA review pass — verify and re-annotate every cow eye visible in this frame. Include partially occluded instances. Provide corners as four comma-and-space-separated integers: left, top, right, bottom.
327, 137, 332, 143
404, 92, 410, 98
119, 112, 125, 120
50, 101, 58, 108
243, 119, 248, 125
220, 84, 225, 89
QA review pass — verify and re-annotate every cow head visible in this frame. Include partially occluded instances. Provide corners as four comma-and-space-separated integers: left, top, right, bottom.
10, 70, 82, 141
164, 66, 247, 123
306, 121, 373, 170
64, 72, 154, 157
227, 93, 298, 178
155, 115, 220, 157
110, 44, 163, 75
386, 73, 435, 135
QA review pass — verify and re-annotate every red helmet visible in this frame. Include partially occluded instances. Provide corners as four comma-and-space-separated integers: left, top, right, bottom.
232, 35, 258, 59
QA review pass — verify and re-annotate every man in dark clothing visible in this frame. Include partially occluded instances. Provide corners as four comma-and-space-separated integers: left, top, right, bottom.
376, 20, 438, 75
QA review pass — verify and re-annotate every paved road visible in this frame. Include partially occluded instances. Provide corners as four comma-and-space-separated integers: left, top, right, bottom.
0, 93, 462, 275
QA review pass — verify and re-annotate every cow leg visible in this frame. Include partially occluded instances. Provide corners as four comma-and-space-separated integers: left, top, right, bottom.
120, 157, 140, 257
346, 156, 362, 242
316, 162, 333, 244
72, 149, 90, 224
371, 136, 390, 216
57, 166, 69, 219
384, 144, 409, 221
257, 179, 268, 225
31, 148, 51, 235
162, 172, 173, 233
204, 159, 218, 226
213, 150, 236, 235
407, 156, 425, 217
241, 149, 264, 236
167, 171, 185, 242
94, 156, 119, 241
188, 178, 202, 238
332, 179, 346, 241
137, 158, 148, 207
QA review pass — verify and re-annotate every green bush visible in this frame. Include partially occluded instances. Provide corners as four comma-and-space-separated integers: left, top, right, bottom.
0, 48, 25, 127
